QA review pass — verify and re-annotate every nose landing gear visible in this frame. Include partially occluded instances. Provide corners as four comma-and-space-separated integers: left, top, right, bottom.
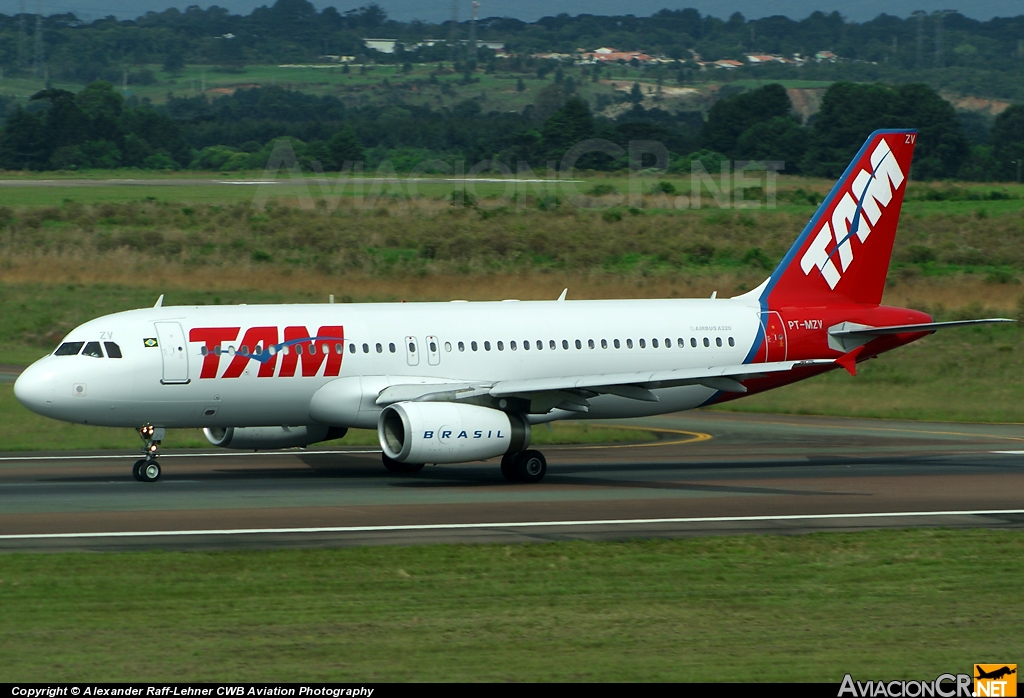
133, 424, 165, 482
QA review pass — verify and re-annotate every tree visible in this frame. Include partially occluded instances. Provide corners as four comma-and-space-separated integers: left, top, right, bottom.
701, 83, 793, 158
803, 82, 970, 179
541, 96, 595, 164
328, 125, 365, 167
991, 104, 1024, 181
629, 82, 644, 105
163, 49, 185, 75
735, 116, 807, 171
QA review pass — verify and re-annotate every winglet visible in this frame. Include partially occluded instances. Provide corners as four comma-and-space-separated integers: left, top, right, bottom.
154, 294, 164, 308
836, 346, 865, 376
557, 288, 568, 301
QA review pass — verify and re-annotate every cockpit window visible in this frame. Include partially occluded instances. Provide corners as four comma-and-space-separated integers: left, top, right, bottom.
104, 342, 122, 358
55, 342, 85, 356
82, 341, 104, 358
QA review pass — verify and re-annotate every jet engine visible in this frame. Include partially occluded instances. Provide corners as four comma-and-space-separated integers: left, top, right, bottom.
203, 425, 347, 450
378, 402, 530, 464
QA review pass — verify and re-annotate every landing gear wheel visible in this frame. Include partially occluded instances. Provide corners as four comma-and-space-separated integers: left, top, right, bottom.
502, 450, 547, 483
382, 454, 425, 474
132, 459, 146, 482
500, 453, 517, 481
138, 459, 161, 482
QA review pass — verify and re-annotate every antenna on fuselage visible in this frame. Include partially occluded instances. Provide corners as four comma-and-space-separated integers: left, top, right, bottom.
154, 294, 164, 308
557, 288, 568, 301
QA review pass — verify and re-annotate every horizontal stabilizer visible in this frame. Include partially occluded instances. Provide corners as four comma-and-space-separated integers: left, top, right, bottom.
830, 318, 1015, 337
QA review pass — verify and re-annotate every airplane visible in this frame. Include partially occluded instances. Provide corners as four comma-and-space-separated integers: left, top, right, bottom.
13, 129, 1014, 484
975, 666, 1016, 681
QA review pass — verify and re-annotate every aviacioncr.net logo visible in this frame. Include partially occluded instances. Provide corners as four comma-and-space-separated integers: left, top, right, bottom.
838, 673, 972, 698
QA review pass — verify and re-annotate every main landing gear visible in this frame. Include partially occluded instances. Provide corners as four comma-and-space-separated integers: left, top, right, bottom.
133, 424, 165, 483
501, 450, 547, 483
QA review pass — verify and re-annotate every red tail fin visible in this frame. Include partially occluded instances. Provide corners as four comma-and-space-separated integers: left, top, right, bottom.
764, 130, 917, 308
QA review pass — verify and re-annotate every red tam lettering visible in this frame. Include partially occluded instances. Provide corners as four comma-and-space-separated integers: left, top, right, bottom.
278, 325, 344, 377
189, 327, 240, 379
221, 327, 279, 378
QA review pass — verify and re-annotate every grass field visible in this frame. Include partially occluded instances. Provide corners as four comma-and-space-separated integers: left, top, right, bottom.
0, 530, 1020, 681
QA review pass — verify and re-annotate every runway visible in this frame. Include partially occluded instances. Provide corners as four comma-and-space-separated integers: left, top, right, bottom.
1, 411, 1023, 552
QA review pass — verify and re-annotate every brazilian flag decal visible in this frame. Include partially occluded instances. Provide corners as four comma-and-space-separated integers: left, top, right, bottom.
144, 338, 159, 348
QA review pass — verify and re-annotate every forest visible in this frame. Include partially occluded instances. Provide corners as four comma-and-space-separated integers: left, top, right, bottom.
0, 1, 1022, 179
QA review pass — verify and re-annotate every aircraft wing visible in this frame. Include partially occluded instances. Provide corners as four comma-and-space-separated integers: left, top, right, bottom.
375, 359, 834, 412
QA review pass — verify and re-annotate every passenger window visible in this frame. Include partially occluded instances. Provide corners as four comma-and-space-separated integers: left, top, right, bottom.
601, 339, 608, 349
104, 342, 122, 358
484, 341, 491, 351
497, 341, 504, 351
716, 337, 723, 347
626, 339, 633, 349
363, 343, 369, 353
588, 339, 595, 349
201, 346, 209, 356
445, 342, 452, 352
240, 345, 250, 356
55, 341, 85, 356
293, 345, 301, 355
665, 338, 671, 348
652, 338, 659, 348
522, 340, 529, 351
678, 338, 685, 348
458, 341, 465, 352
536, 340, 543, 350
408, 341, 416, 353
214, 345, 223, 356
729, 337, 735, 347
472, 341, 478, 351
83, 341, 104, 358
639, 339, 646, 349
335, 343, 343, 355
429, 340, 438, 353
562, 340, 569, 350
389, 342, 396, 353
614, 339, 620, 349
511, 341, 517, 351
549, 340, 555, 350
376, 343, 383, 353
690, 338, 697, 348
575, 339, 582, 349
349, 343, 356, 354
703, 338, 710, 347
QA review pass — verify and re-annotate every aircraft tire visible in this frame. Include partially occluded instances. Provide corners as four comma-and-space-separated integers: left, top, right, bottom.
132, 459, 146, 482
514, 450, 547, 483
382, 454, 425, 474
139, 460, 161, 483
500, 453, 518, 482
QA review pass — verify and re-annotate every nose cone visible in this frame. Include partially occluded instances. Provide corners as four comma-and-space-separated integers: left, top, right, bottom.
14, 361, 56, 415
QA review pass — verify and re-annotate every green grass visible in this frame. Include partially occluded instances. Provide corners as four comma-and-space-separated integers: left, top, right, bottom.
0, 530, 1020, 681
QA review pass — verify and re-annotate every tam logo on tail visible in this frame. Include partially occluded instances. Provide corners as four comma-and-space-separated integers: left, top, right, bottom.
800, 136, 909, 289
764, 129, 917, 308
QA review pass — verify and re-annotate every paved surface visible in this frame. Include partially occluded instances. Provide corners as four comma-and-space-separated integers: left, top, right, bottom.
1, 411, 1023, 551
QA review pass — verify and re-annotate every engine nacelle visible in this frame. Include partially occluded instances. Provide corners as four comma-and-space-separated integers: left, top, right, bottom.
378, 402, 530, 464
203, 425, 347, 450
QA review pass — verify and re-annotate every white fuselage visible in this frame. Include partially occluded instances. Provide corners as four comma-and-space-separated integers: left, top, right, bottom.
15, 297, 763, 429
